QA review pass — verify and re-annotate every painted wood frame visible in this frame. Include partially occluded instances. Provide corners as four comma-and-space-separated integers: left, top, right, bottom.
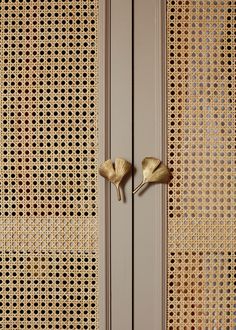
99, 0, 133, 329
133, 0, 166, 329
98, 0, 111, 329
110, 0, 133, 328
99, 0, 166, 328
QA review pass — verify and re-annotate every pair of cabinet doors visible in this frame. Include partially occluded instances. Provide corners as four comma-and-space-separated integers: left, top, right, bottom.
100, 0, 166, 328
0, 0, 234, 329
103, 0, 235, 329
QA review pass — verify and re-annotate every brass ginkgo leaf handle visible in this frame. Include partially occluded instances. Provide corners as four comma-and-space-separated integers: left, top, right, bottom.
133, 157, 170, 194
99, 158, 132, 201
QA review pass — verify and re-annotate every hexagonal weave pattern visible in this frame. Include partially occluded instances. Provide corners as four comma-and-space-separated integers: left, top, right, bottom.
167, 1, 235, 329
0, 0, 99, 328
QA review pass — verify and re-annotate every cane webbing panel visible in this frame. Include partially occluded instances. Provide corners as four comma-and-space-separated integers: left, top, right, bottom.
0, 0, 99, 328
167, 0, 235, 329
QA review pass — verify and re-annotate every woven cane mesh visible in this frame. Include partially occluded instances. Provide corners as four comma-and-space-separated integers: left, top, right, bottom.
167, 0, 235, 329
0, 0, 99, 329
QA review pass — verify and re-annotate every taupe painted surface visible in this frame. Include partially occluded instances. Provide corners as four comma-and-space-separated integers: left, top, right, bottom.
98, 0, 111, 329
133, 0, 166, 329
101, 0, 165, 328
99, 0, 133, 328
110, 0, 133, 329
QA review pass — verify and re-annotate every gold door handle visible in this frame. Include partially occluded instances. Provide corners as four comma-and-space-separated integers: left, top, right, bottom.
133, 157, 170, 194
99, 158, 132, 201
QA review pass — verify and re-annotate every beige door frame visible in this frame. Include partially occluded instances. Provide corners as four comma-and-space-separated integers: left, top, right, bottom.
133, 0, 167, 329
99, 0, 166, 329
99, 0, 133, 329
98, 0, 111, 329
110, 0, 133, 329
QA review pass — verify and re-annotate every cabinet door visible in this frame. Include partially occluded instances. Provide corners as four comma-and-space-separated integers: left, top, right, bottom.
133, 0, 166, 329
109, 0, 133, 329
0, 0, 113, 329
0, 0, 135, 328
134, 0, 236, 329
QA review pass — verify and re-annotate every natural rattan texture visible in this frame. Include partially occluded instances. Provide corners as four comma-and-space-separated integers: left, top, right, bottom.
0, 0, 99, 328
167, 0, 235, 329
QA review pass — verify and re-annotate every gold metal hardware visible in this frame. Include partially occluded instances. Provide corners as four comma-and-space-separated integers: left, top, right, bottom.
133, 157, 170, 194
99, 158, 132, 201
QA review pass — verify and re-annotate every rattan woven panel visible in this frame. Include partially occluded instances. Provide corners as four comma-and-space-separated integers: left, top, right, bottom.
167, 1, 235, 329
0, 0, 99, 329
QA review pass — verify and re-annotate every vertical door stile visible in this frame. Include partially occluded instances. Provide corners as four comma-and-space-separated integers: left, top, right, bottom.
110, 0, 133, 329
133, 0, 166, 329
98, 0, 111, 329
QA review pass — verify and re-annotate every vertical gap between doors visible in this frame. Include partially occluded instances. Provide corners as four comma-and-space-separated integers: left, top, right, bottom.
131, 0, 134, 329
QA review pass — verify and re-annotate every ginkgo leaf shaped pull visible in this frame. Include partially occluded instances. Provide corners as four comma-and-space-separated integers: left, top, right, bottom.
133, 157, 170, 194
99, 158, 132, 201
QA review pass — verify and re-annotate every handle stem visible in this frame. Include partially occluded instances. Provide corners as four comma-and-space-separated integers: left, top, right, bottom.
115, 184, 121, 201
133, 181, 146, 194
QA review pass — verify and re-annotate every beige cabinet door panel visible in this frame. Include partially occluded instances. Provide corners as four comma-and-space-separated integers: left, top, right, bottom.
133, 0, 236, 329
